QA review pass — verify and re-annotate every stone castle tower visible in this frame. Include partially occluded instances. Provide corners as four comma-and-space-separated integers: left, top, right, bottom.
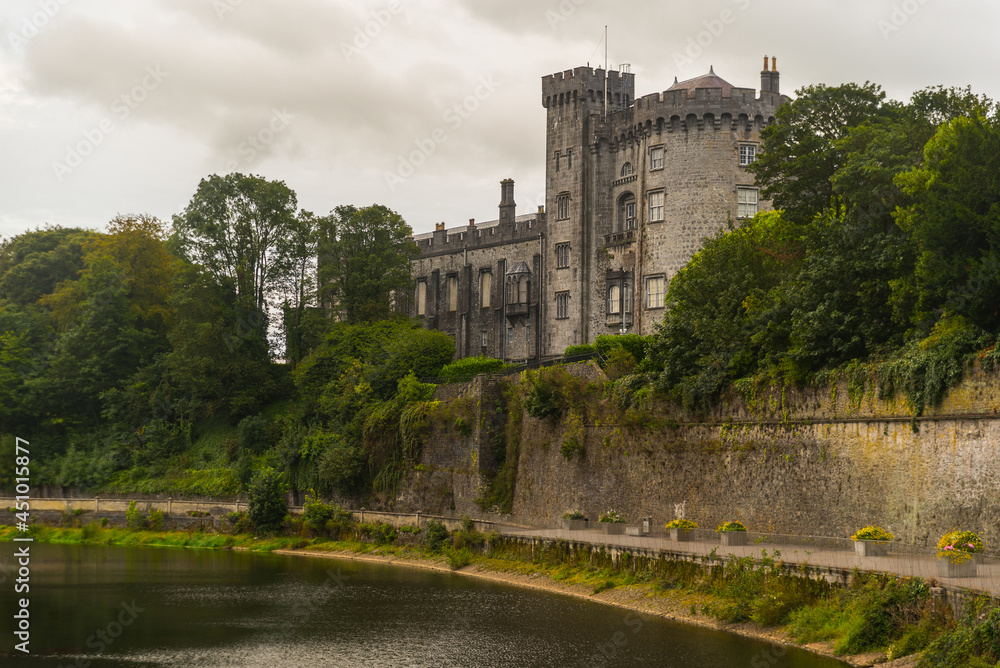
408, 58, 789, 363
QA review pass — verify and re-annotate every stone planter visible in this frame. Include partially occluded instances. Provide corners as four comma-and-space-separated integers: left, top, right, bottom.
599, 522, 625, 535
853, 540, 889, 557
936, 556, 978, 578
669, 528, 692, 542
719, 531, 747, 547
562, 519, 588, 531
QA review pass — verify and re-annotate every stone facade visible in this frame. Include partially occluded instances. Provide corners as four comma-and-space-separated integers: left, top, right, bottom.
409, 58, 789, 361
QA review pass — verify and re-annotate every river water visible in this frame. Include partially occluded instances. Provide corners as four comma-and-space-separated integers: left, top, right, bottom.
1, 544, 848, 667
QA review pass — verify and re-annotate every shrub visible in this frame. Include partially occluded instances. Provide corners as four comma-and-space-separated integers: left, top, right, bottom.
563, 344, 596, 358
438, 356, 508, 381
563, 510, 586, 520
852, 525, 893, 542
717, 521, 747, 532
358, 522, 397, 545
226, 511, 254, 534
247, 466, 288, 534
442, 545, 474, 570
666, 519, 698, 529
147, 508, 165, 531
125, 501, 147, 531
424, 519, 449, 552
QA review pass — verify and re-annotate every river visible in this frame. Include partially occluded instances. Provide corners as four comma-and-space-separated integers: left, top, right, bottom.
1, 544, 848, 667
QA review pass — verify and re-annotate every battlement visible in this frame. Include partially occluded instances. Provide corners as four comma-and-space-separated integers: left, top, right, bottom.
412, 213, 542, 258
542, 66, 635, 113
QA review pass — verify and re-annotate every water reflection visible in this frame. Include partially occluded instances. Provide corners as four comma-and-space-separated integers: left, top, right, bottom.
1, 544, 848, 667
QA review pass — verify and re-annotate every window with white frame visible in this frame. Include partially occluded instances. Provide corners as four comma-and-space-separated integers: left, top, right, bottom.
557, 193, 570, 220
507, 327, 514, 344
618, 193, 636, 231
416, 280, 427, 316
737, 188, 758, 218
739, 144, 757, 166
645, 275, 665, 309
621, 162, 634, 177
481, 330, 488, 348
556, 243, 570, 269
447, 275, 458, 311
480, 271, 491, 308
648, 190, 665, 222
555, 292, 569, 319
650, 146, 664, 170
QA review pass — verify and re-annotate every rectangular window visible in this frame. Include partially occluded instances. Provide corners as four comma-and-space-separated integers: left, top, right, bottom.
481, 330, 488, 348
739, 144, 756, 166
645, 276, 665, 309
650, 146, 664, 170
567, 148, 573, 169
480, 271, 491, 308
555, 292, 569, 319
447, 275, 458, 311
648, 190, 665, 222
738, 188, 758, 218
607, 284, 620, 315
556, 243, 570, 269
557, 194, 570, 220
416, 280, 427, 316
507, 327, 514, 344
554, 150, 560, 172
624, 200, 637, 230
525, 325, 530, 341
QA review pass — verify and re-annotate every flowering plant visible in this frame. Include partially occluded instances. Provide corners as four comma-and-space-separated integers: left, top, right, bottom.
563, 510, 586, 520
937, 530, 984, 564
851, 525, 894, 542
598, 510, 625, 523
716, 521, 747, 533
665, 519, 698, 530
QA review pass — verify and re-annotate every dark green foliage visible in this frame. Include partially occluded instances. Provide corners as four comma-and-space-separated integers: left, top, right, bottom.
247, 466, 288, 534
523, 367, 572, 419
125, 501, 147, 531
301, 493, 353, 538
357, 522, 397, 545
437, 355, 508, 381
563, 344, 596, 357
237, 414, 272, 456
594, 334, 649, 365
424, 519, 449, 552
920, 599, 1000, 667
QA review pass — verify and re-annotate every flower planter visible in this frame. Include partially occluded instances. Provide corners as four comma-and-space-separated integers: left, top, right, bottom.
599, 522, 624, 535
719, 531, 747, 547
936, 557, 978, 578
562, 519, 588, 531
853, 540, 889, 557
669, 528, 692, 542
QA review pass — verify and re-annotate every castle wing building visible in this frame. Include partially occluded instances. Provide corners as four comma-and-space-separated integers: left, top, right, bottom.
409, 58, 789, 364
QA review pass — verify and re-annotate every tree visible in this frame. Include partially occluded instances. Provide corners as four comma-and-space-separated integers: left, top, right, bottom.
172, 173, 299, 315
247, 466, 288, 534
318, 204, 419, 323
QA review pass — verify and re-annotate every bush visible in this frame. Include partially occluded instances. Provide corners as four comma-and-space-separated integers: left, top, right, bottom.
563, 344, 596, 358
237, 414, 272, 456
247, 466, 288, 534
148, 508, 165, 531
666, 519, 698, 529
125, 501, 147, 531
852, 525, 893, 541
302, 493, 353, 538
358, 522, 397, 545
442, 546, 474, 570
424, 519, 449, 553
226, 511, 254, 534
438, 356, 508, 381
717, 521, 747, 532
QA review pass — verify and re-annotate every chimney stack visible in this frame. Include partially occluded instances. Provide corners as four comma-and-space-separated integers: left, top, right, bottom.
770, 57, 779, 95
760, 54, 771, 94
761, 55, 780, 96
499, 179, 516, 224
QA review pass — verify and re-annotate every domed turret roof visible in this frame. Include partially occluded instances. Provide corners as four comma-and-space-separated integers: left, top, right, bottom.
667, 66, 735, 97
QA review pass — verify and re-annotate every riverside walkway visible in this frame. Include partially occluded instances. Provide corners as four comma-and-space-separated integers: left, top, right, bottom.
497, 524, 1000, 598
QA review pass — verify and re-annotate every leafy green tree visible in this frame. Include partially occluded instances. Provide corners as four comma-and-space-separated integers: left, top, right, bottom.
318, 204, 419, 323
247, 466, 288, 534
895, 114, 1000, 331
172, 173, 299, 324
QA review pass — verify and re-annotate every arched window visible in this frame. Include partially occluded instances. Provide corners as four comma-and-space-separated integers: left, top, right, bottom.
607, 284, 621, 315
518, 277, 529, 304
620, 162, 634, 177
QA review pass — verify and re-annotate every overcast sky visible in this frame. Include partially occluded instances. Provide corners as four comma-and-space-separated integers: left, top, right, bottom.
1, 0, 997, 240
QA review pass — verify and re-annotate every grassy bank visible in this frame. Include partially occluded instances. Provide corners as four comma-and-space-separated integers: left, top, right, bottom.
5, 523, 998, 667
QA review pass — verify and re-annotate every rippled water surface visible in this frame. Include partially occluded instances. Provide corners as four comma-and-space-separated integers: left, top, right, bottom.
1, 544, 848, 667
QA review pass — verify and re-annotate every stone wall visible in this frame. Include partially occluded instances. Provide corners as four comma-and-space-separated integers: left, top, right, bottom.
398, 363, 1000, 549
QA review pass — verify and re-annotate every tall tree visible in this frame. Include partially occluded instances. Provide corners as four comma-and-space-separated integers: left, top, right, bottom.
318, 204, 418, 324
172, 173, 298, 314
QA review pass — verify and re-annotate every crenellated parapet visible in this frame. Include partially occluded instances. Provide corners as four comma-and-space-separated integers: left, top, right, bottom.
542, 66, 636, 114
412, 213, 543, 259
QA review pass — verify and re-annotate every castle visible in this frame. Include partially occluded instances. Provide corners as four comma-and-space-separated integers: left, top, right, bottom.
408, 58, 789, 362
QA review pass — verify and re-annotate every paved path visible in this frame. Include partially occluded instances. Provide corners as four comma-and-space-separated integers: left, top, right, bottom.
498, 527, 1000, 596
